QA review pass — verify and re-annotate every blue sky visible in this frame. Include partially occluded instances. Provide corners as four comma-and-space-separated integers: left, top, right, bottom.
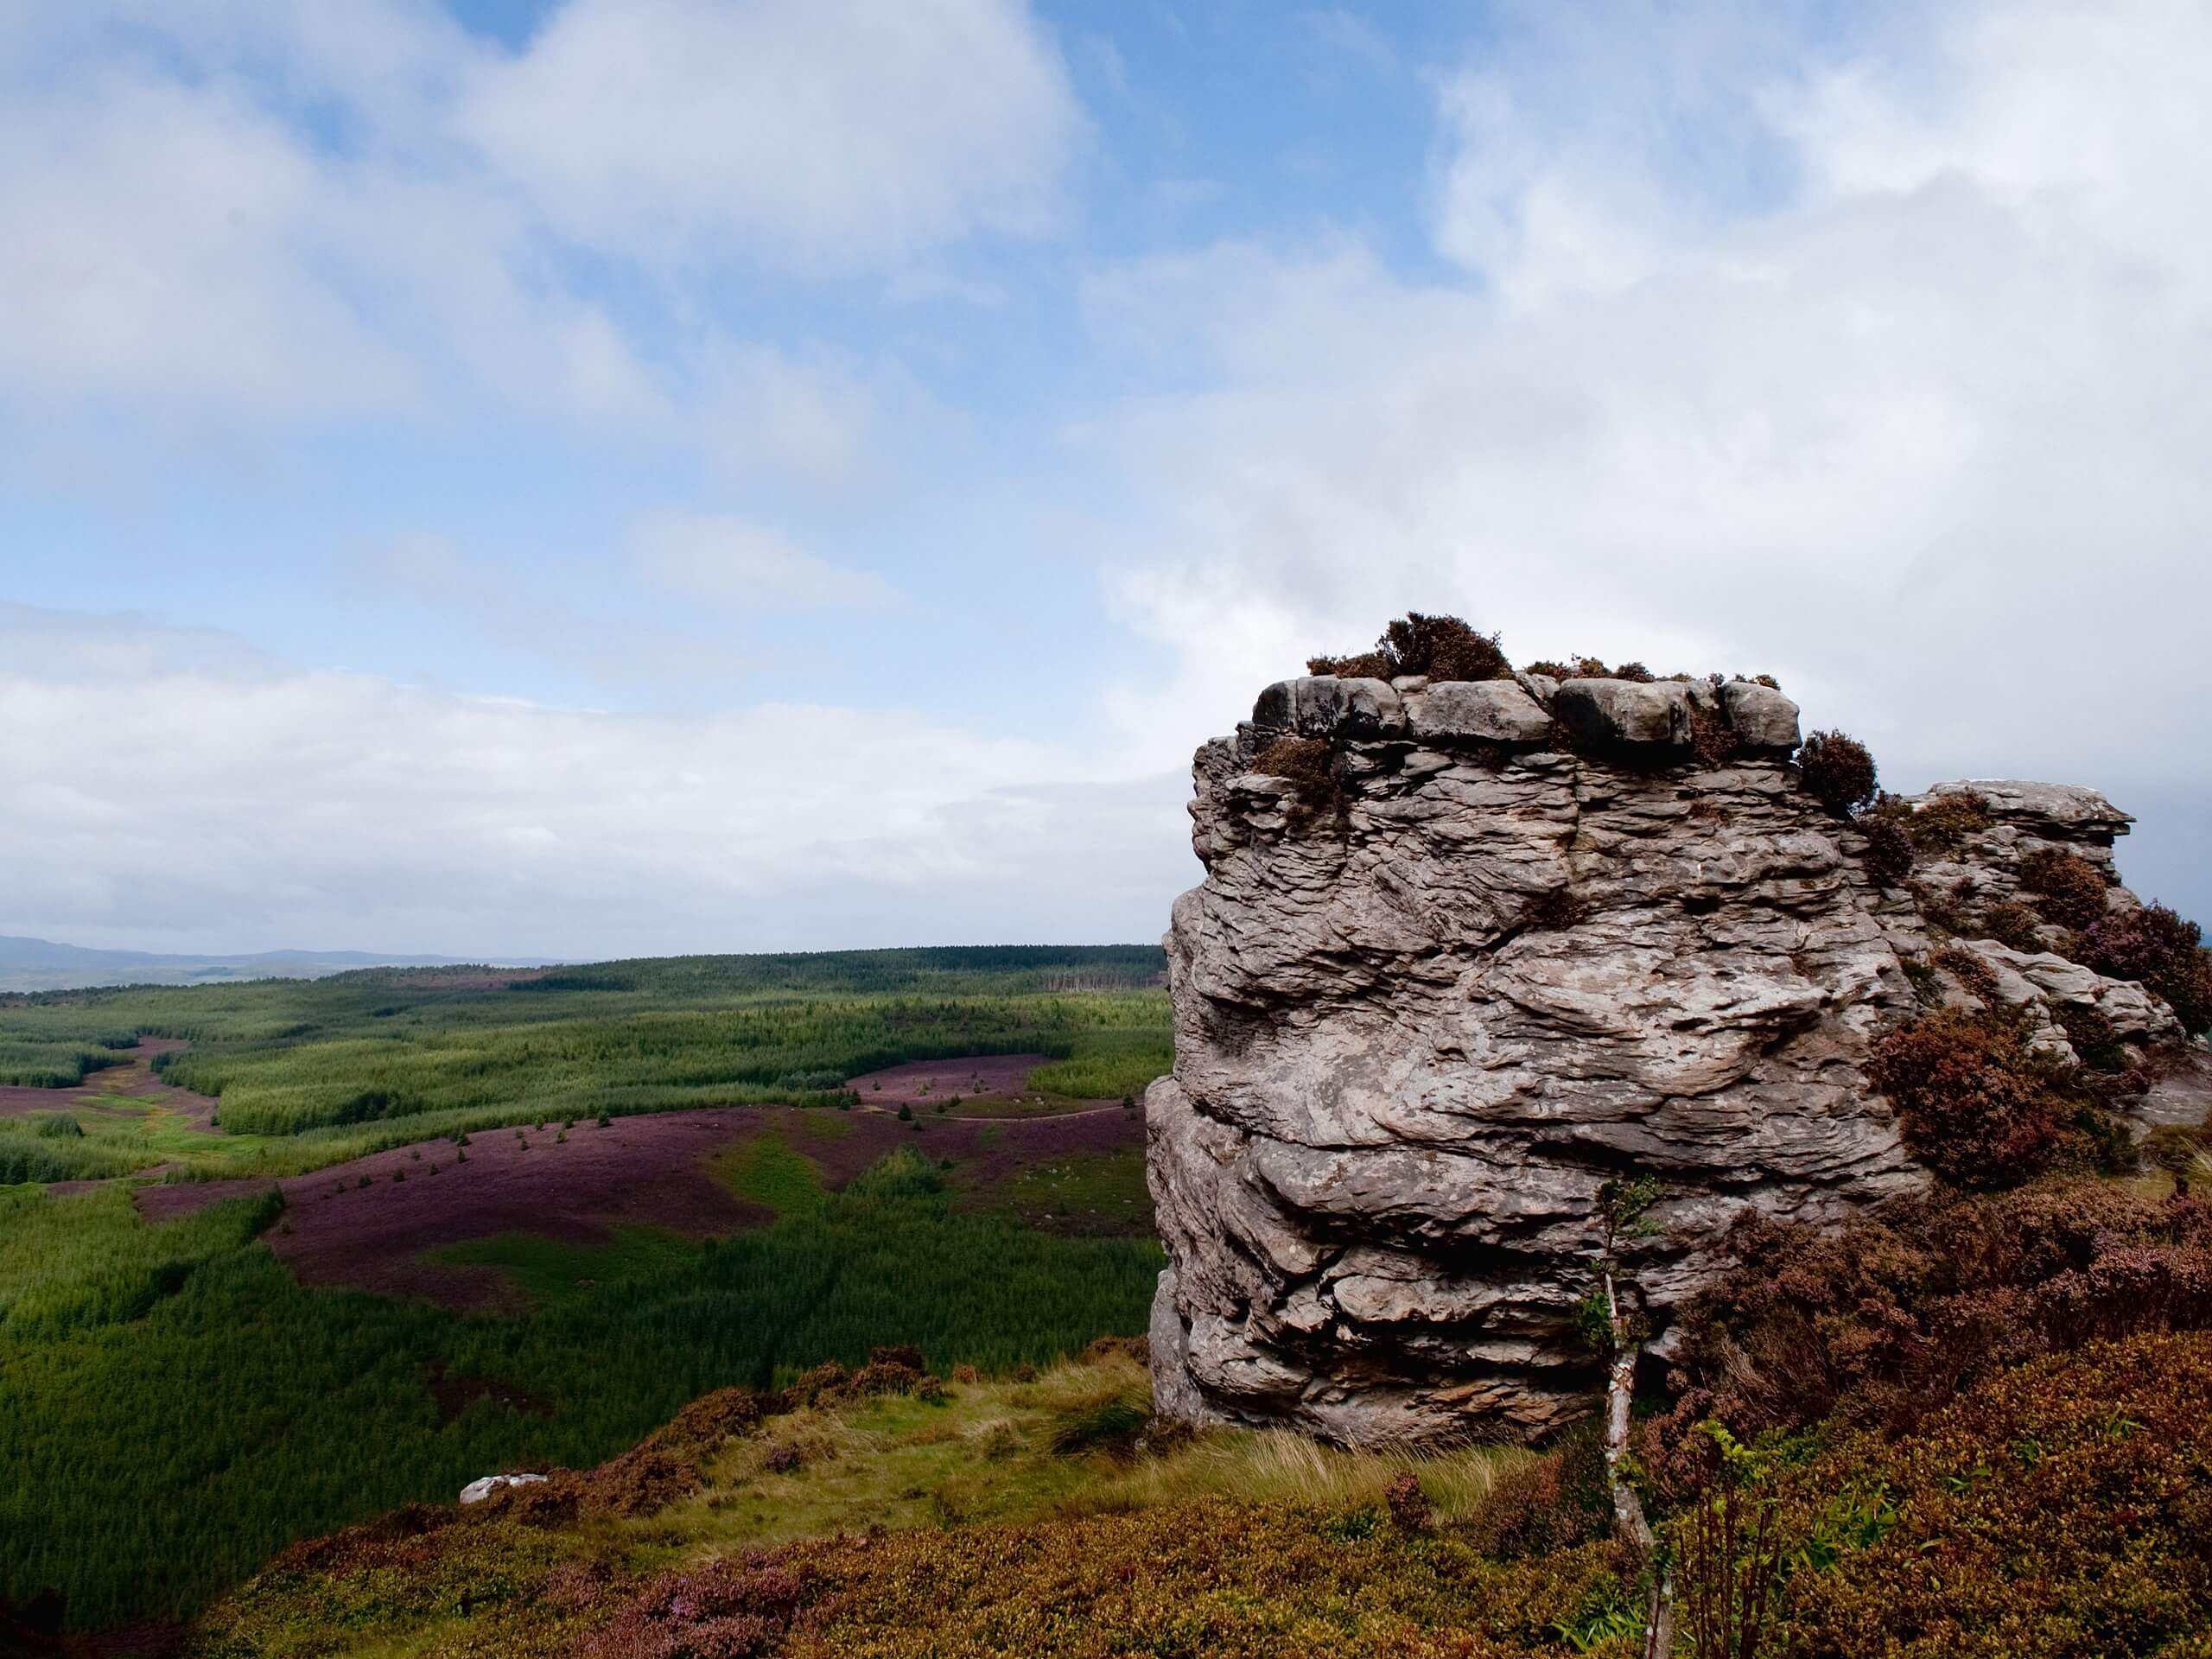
2, 0, 2207, 956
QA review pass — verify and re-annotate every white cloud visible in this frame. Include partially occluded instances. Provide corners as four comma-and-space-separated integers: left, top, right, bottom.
630, 510, 899, 609
0, 0, 1080, 449
0, 606, 1185, 956
459, 0, 1080, 267
1085, 0, 2212, 830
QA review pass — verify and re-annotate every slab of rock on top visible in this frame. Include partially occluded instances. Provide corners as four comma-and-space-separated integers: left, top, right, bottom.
1146, 669, 2195, 1448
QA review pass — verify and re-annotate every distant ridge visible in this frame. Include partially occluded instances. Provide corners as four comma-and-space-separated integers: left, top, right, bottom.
0, 934, 550, 994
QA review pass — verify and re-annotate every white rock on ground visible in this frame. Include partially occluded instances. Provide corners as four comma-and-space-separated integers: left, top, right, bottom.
459, 1472, 548, 1505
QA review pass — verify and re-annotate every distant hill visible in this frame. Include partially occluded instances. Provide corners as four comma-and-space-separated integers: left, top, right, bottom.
0, 934, 545, 993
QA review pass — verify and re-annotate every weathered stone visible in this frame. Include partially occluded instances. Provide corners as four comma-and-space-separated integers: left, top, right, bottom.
1551, 678, 1692, 749
1928, 779, 2133, 843
1252, 676, 1405, 740
1403, 680, 1555, 745
1720, 681, 1802, 753
460, 1473, 547, 1505
1149, 680, 2201, 1448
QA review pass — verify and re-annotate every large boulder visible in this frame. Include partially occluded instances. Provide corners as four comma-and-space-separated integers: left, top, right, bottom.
1147, 683, 2194, 1446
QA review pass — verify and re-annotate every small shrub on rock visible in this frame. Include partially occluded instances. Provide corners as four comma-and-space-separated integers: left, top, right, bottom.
1253, 735, 1342, 823
2080, 901, 2212, 1033
1978, 899, 2047, 954
2017, 848, 2110, 931
1877, 788, 1991, 855
1796, 730, 1878, 817
1858, 817, 1915, 887
1307, 612, 1510, 683
1519, 887, 1589, 931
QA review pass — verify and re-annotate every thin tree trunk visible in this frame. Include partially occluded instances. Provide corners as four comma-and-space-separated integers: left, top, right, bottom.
1605, 1268, 1676, 1656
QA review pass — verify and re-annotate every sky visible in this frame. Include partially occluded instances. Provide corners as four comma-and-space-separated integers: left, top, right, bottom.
2, 0, 2207, 959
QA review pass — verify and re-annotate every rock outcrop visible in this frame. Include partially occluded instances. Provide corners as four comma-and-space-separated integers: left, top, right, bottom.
1146, 671, 2205, 1446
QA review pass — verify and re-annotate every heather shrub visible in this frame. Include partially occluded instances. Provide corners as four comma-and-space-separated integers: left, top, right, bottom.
1778, 1332, 2212, 1657
1252, 735, 1341, 823
1643, 1179, 2212, 1469
1308, 612, 1511, 683
1519, 887, 1589, 932
2016, 847, 2109, 931
1977, 899, 2046, 954
1795, 731, 1878, 817
2080, 901, 2212, 1033
1864, 1011, 2069, 1188
1857, 817, 1915, 887
1874, 788, 1991, 855
2051, 1001, 2130, 1071
1383, 1471, 1433, 1533
1463, 1420, 1611, 1560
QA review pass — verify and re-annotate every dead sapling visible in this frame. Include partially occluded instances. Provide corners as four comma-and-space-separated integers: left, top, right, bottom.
1586, 1173, 1675, 1659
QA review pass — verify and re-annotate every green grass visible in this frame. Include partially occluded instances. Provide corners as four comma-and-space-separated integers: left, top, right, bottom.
995, 1147, 1154, 1233
1025, 1027, 1173, 1100
0, 1153, 1164, 1629
712, 1128, 829, 1216
425, 1227, 701, 1307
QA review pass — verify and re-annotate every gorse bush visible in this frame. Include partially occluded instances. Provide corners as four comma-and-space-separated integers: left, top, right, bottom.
1795, 730, 1878, 817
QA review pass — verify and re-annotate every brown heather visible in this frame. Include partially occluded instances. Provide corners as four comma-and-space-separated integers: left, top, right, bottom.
2017, 847, 2111, 931
1795, 730, 1878, 817
1643, 1178, 2212, 1469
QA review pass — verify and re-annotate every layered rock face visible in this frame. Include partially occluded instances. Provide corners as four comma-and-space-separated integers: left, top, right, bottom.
1146, 671, 2199, 1446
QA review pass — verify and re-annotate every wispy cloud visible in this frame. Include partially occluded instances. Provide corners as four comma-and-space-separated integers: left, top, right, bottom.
630, 510, 901, 610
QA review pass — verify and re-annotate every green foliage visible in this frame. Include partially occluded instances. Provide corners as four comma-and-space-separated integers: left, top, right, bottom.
0, 1186, 281, 1336
0, 950, 1172, 1183
712, 1128, 829, 1217
427, 1227, 700, 1307
0, 1021, 137, 1087
1572, 1287, 1616, 1355
0, 1121, 151, 1185
1777, 1332, 2212, 1656
1024, 1027, 1173, 1099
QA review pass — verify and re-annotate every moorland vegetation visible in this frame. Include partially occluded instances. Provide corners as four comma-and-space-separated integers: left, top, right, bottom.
0, 949, 1173, 1631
